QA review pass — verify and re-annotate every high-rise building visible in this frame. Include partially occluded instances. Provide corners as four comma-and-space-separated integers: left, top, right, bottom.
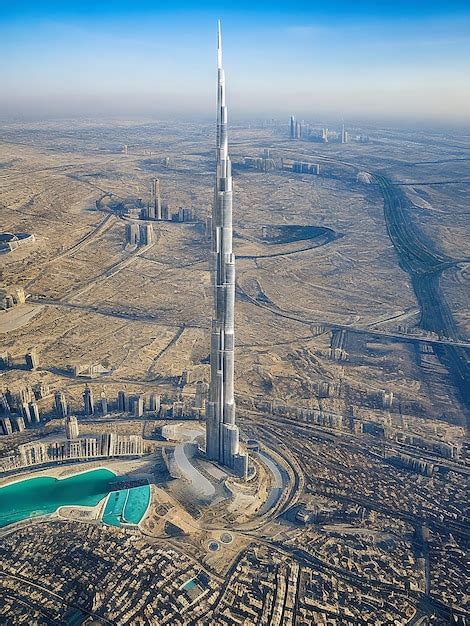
64, 415, 79, 440
21, 402, 31, 424
289, 115, 296, 139
99, 392, 108, 415
25, 348, 39, 370
195, 380, 209, 410
19, 386, 33, 404
54, 391, 68, 418
205, 22, 248, 478
139, 223, 154, 245
0, 352, 12, 369
130, 395, 144, 417
29, 401, 41, 423
117, 390, 128, 412
341, 123, 348, 144
148, 393, 161, 413
0, 392, 11, 415
15, 415, 26, 432
34, 381, 50, 399
152, 177, 162, 220
83, 385, 94, 415
126, 222, 140, 245
1, 416, 13, 435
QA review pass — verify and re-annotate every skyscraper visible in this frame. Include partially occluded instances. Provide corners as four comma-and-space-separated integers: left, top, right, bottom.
152, 177, 162, 220
29, 401, 40, 423
54, 390, 68, 418
83, 385, 94, 415
15, 415, 26, 432
64, 415, 79, 440
117, 389, 128, 412
205, 22, 248, 479
289, 115, 296, 139
99, 392, 108, 415
21, 402, 31, 424
148, 393, 161, 413
25, 348, 39, 370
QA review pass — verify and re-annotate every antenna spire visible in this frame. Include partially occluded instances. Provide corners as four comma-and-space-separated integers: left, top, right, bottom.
217, 20, 222, 69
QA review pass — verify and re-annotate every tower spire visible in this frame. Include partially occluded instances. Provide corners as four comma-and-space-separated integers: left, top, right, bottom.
217, 19, 222, 70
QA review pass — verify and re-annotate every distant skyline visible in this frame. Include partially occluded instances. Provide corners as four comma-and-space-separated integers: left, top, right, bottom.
1, 1, 470, 123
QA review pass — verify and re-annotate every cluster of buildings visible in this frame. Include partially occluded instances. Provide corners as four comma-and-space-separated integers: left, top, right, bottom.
52, 383, 212, 421
429, 533, 468, 613
288, 116, 371, 144
125, 222, 154, 247
238, 394, 346, 431
0, 285, 27, 310
0, 380, 47, 435
72, 362, 111, 378
109, 177, 195, 226
143, 177, 169, 220
285, 159, 320, 175
292, 524, 422, 591
0, 347, 39, 371
243, 148, 277, 172
289, 115, 303, 140
205, 544, 417, 625
289, 116, 349, 144
297, 563, 416, 625
386, 451, 436, 476
292, 426, 467, 535
385, 428, 461, 460
207, 546, 299, 625
0, 403, 40, 435
1, 414, 145, 472
142, 178, 195, 223
0, 523, 218, 625
329, 329, 349, 361
0, 378, 214, 438
242, 149, 321, 176
53, 386, 162, 419
358, 415, 461, 461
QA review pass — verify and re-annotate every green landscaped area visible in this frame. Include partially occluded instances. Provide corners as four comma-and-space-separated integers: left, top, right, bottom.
0, 469, 150, 528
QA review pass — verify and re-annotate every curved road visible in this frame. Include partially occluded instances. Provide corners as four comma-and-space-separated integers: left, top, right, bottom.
374, 173, 470, 420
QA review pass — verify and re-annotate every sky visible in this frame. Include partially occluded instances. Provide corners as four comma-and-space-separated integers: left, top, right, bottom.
1, 1, 470, 124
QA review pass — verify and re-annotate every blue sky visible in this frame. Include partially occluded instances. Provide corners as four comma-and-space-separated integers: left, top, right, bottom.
1, 1, 469, 122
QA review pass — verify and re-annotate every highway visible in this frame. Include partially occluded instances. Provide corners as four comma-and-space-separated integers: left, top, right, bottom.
24, 210, 117, 290
236, 279, 470, 349
375, 173, 470, 418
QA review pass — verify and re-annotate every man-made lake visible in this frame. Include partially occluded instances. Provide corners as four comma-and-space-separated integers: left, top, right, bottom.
0, 468, 150, 528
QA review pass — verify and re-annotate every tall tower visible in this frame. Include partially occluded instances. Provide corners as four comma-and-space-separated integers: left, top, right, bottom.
289, 115, 296, 139
152, 177, 162, 220
65, 415, 79, 440
206, 22, 247, 478
25, 348, 39, 370
54, 391, 68, 418
83, 385, 94, 416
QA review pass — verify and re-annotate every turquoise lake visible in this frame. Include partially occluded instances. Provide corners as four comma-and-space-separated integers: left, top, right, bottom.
0, 468, 150, 528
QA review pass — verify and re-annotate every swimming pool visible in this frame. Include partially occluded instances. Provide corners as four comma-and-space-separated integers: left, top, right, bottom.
102, 484, 150, 527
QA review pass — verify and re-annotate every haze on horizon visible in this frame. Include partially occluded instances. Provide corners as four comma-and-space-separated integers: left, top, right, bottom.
1, 0, 470, 125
